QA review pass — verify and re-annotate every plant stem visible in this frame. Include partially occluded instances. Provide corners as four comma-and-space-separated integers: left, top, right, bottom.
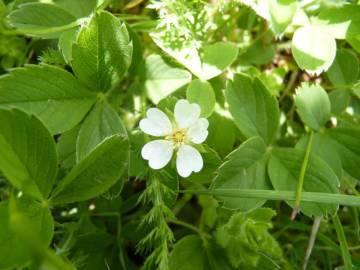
302, 216, 322, 270
168, 219, 211, 239
291, 131, 314, 220
333, 213, 353, 270
182, 189, 360, 207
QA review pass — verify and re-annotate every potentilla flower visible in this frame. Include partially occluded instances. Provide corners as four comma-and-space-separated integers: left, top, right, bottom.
139, 99, 209, 177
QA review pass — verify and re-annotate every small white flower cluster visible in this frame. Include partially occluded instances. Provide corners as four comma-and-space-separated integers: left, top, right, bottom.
139, 99, 209, 178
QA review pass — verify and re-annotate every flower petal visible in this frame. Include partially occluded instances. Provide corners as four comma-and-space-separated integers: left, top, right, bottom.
174, 99, 201, 128
176, 145, 203, 177
139, 108, 172, 136
187, 118, 209, 144
141, 140, 173, 169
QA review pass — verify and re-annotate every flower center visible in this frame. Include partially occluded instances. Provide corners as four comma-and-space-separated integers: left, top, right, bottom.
170, 128, 187, 145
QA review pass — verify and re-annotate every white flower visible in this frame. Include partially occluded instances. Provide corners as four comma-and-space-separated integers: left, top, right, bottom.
139, 99, 209, 178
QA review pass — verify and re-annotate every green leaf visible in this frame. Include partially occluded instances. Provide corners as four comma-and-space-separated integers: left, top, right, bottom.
0, 109, 57, 200
216, 208, 283, 268
292, 25, 336, 75
316, 5, 360, 39
72, 11, 132, 92
268, 147, 339, 217
0, 197, 54, 269
225, 73, 279, 144
327, 127, 360, 180
7, 3, 78, 37
152, 35, 238, 80
76, 100, 128, 162
169, 235, 233, 270
269, 0, 297, 36
51, 135, 129, 204
294, 82, 331, 131
57, 126, 80, 169
201, 42, 239, 80
326, 49, 359, 86
296, 133, 342, 180
58, 28, 78, 63
145, 54, 191, 104
328, 89, 351, 115
186, 79, 216, 117
54, 0, 98, 18
207, 113, 236, 157
0, 65, 97, 134
212, 137, 271, 211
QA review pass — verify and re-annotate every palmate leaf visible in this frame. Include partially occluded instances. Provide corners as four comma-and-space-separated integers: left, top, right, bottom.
72, 11, 133, 92
0, 65, 96, 134
0, 109, 57, 200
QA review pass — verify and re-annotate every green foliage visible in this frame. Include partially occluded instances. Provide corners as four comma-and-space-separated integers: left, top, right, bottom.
52, 135, 129, 204
186, 79, 216, 117
0, 109, 57, 200
216, 208, 283, 268
294, 83, 331, 131
212, 137, 270, 211
225, 73, 279, 144
0, 0, 360, 269
72, 11, 132, 92
0, 65, 96, 134
268, 147, 339, 217
144, 54, 191, 104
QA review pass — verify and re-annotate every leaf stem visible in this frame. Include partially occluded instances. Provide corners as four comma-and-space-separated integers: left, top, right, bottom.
302, 216, 322, 270
291, 131, 314, 220
333, 213, 353, 270
168, 219, 211, 239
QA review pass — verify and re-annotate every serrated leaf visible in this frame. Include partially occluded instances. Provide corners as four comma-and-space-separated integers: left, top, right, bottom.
292, 25, 336, 75
225, 73, 279, 144
294, 83, 331, 131
0, 65, 97, 134
59, 28, 78, 63
268, 147, 339, 217
7, 3, 77, 38
0, 197, 54, 269
0, 109, 57, 200
54, 0, 98, 18
51, 135, 129, 204
316, 4, 360, 39
216, 208, 283, 268
72, 11, 132, 92
327, 127, 360, 181
145, 54, 191, 104
212, 137, 271, 211
326, 49, 359, 86
76, 100, 128, 162
186, 79, 216, 117
329, 89, 350, 115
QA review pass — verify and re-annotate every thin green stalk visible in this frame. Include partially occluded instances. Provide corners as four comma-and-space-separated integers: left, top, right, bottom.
182, 189, 360, 206
333, 214, 353, 270
292, 131, 314, 220
168, 219, 211, 239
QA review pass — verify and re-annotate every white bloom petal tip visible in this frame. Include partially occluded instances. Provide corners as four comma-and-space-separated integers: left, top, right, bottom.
174, 99, 201, 128
141, 140, 173, 170
139, 108, 172, 136
176, 145, 203, 178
